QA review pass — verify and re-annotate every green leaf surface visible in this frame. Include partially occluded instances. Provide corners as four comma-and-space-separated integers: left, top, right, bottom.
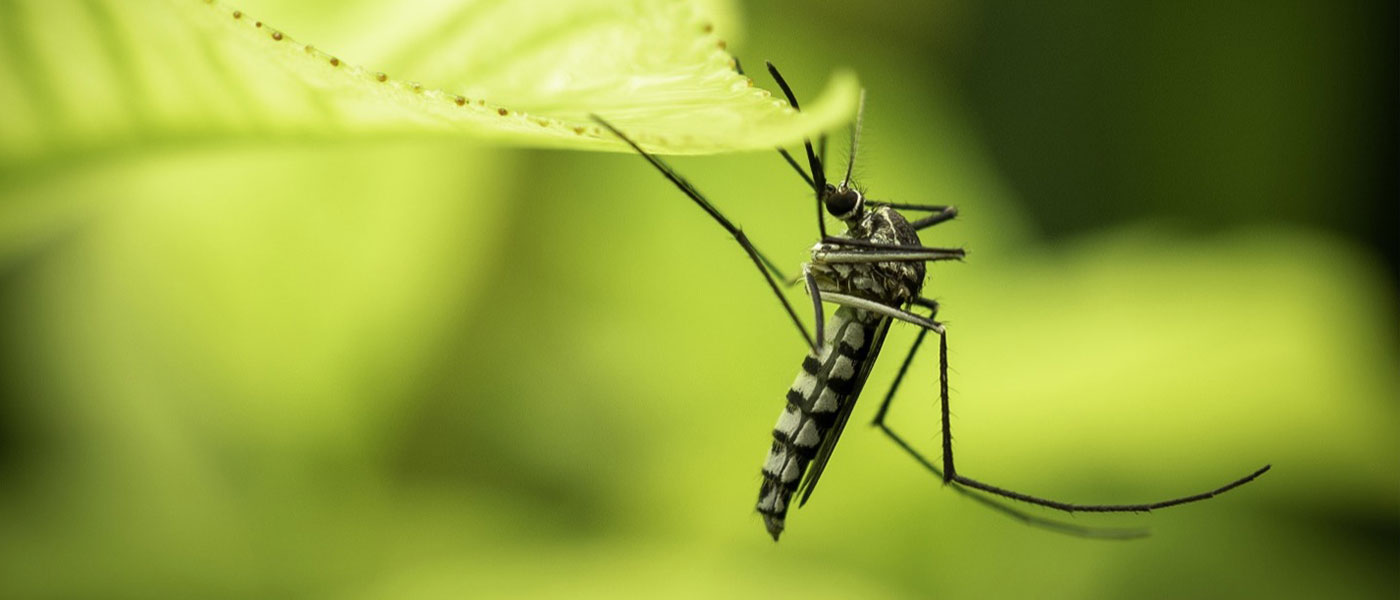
0, 0, 860, 166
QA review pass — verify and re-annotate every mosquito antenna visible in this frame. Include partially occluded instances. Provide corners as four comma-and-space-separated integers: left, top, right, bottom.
841, 89, 866, 189
765, 61, 828, 239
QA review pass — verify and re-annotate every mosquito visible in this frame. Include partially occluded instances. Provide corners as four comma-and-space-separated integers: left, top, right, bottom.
592, 62, 1270, 541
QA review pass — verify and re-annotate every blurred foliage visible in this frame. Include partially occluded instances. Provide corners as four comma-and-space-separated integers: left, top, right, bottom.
0, 0, 858, 165
0, 1, 1396, 599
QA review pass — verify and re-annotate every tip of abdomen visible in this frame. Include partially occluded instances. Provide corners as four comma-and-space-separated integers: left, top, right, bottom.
757, 480, 791, 541
764, 515, 785, 541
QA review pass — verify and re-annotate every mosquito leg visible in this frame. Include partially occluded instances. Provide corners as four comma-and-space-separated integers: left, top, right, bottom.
868, 202, 954, 212
814, 248, 965, 264
593, 115, 817, 353
871, 297, 939, 430
817, 237, 966, 264
870, 297, 939, 425
880, 417, 1150, 539
871, 323, 930, 428
739, 58, 817, 281
766, 61, 828, 239
912, 297, 941, 313
818, 292, 943, 333
911, 208, 959, 230
776, 148, 815, 190
930, 329, 1273, 512
802, 266, 826, 350
872, 306, 1149, 539
819, 237, 965, 256
864, 203, 958, 230
753, 249, 794, 285
731, 58, 818, 192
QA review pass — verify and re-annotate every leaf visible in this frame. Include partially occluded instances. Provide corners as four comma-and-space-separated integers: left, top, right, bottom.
0, 0, 860, 167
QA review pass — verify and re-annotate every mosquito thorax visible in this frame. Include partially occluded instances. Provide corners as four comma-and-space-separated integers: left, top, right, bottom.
823, 184, 864, 222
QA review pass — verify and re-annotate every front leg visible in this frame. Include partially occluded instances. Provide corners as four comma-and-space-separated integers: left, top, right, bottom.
815, 291, 944, 334
801, 264, 826, 350
865, 202, 958, 230
815, 238, 965, 264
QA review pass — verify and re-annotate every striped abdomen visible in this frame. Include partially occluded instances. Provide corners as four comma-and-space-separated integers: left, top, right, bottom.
757, 308, 879, 540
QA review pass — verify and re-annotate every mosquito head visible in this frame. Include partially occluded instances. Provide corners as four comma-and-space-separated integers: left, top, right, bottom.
823, 184, 864, 222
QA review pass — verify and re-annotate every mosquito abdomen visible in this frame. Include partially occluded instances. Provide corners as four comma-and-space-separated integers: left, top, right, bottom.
757, 308, 876, 540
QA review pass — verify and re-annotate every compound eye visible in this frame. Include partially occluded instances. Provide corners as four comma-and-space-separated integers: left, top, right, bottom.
824, 188, 860, 218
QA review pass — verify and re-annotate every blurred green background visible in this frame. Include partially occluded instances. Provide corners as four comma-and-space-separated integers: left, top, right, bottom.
1, 1, 1396, 598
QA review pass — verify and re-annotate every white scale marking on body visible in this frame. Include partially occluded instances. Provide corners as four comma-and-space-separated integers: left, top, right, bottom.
774, 406, 801, 437
781, 458, 802, 483
758, 488, 777, 512
843, 325, 865, 350
790, 372, 817, 398
763, 447, 786, 475
812, 388, 839, 413
830, 356, 856, 381
794, 420, 820, 448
